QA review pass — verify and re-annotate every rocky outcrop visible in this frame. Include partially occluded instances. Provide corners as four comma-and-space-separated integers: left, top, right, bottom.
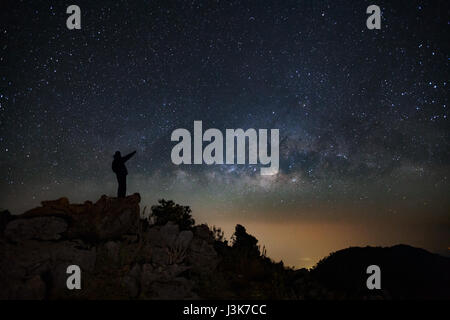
134, 222, 218, 299
5, 216, 68, 242
14, 193, 141, 241
5, 194, 445, 300
0, 194, 219, 300
0, 239, 97, 299
188, 225, 218, 274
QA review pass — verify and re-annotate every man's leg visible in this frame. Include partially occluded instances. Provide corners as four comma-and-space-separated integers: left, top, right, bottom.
117, 175, 126, 198
116, 175, 121, 198
122, 175, 127, 197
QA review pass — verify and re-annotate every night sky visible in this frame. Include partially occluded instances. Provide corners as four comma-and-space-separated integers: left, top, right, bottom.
1, 0, 449, 267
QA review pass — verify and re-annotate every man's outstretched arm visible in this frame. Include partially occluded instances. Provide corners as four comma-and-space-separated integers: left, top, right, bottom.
123, 150, 137, 162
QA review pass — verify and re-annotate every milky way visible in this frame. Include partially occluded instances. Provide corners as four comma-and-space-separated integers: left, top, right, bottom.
1, 1, 448, 266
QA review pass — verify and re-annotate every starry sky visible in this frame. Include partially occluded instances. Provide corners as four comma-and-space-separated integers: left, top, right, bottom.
1, 0, 449, 267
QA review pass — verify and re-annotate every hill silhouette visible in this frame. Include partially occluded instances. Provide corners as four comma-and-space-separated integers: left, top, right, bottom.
0, 194, 448, 300
312, 245, 450, 299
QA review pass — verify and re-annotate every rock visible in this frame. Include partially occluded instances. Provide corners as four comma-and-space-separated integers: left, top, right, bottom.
121, 264, 143, 298
151, 247, 168, 266
129, 264, 142, 279
54, 240, 97, 272
141, 264, 160, 286
5, 217, 68, 242
160, 222, 179, 247
41, 197, 70, 208
176, 230, 193, 250
149, 278, 198, 300
193, 224, 214, 244
121, 234, 139, 244
122, 275, 139, 298
26, 275, 47, 300
0, 195, 229, 300
188, 238, 218, 274
141, 263, 154, 274
104, 241, 120, 263
14, 275, 47, 300
146, 227, 162, 244
97, 208, 136, 240
20, 193, 141, 241
139, 242, 154, 262
0, 239, 96, 299
165, 264, 191, 278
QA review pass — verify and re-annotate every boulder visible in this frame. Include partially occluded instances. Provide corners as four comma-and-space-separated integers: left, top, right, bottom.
146, 227, 162, 244
160, 222, 179, 247
129, 264, 142, 279
121, 263, 143, 298
121, 234, 139, 244
104, 241, 120, 263
18, 193, 141, 241
0, 239, 96, 299
164, 264, 191, 278
11, 275, 47, 300
176, 230, 194, 250
0, 195, 224, 300
149, 278, 198, 300
151, 247, 169, 266
188, 238, 218, 274
141, 263, 160, 286
193, 224, 214, 244
5, 217, 68, 242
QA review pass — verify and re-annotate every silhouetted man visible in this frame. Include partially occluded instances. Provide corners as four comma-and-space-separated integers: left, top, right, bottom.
112, 150, 136, 198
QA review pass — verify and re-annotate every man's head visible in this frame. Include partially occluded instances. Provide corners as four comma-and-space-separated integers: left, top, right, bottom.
114, 151, 121, 159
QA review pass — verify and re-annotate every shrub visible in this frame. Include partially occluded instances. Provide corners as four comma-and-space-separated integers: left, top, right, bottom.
231, 224, 260, 256
150, 199, 195, 230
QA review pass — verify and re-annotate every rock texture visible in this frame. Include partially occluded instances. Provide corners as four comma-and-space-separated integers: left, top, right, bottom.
19, 193, 141, 241
0, 239, 96, 299
0, 194, 218, 300
5, 216, 68, 242
2, 194, 448, 300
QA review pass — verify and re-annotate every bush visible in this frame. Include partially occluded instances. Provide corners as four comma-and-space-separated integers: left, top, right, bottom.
231, 224, 260, 256
150, 199, 195, 230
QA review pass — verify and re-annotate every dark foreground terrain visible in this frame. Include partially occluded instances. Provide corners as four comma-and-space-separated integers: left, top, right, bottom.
0, 194, 448, 300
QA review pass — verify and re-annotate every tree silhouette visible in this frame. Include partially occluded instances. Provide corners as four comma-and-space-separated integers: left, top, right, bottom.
232, 224, 260, 256
150, 199, 195, 230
